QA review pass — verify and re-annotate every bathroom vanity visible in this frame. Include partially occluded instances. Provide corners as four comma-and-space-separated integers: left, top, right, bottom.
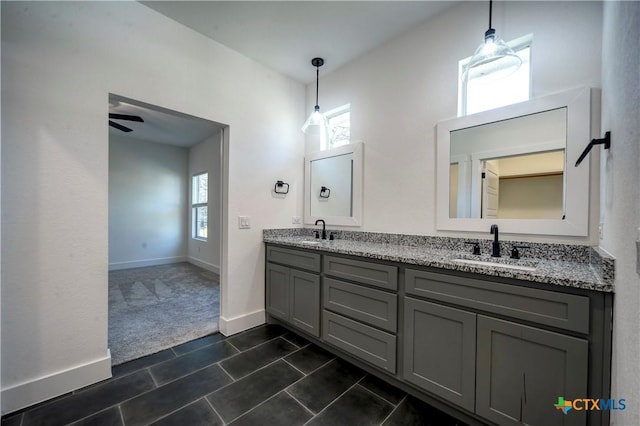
264, 231, 613, 426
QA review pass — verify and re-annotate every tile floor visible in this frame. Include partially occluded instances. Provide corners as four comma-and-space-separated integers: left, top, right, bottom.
1, 324, 467, 426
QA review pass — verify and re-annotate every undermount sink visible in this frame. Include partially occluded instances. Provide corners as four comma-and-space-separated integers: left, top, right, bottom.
299, 240, 322, 245
452, 258, 537, 272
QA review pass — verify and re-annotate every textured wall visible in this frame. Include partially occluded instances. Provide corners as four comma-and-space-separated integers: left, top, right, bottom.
308, 1, 602, 243
600, 1, 640, 423
1, 1, 304, 413
188, 132, 222, 272
108, 135, 189, 269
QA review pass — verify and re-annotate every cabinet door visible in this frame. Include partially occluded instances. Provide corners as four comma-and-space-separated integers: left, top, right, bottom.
476, 316, 588, 426
403, 297, 476, 412
290, 269, 320, 337
266, 263, 289, 321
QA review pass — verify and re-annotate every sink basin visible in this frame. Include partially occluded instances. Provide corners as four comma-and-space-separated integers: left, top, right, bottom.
298, 240, 322, 245
452, 258, 537, 272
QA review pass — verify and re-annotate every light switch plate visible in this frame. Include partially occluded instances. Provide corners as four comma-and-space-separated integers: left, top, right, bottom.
292, 216, 302, 224
238, 216, 251, 229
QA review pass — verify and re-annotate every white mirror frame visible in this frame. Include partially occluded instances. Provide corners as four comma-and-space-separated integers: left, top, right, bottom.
304, 142, 364, 226
436, 87, 598, 236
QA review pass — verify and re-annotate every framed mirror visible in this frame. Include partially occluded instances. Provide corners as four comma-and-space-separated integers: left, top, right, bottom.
436, 87, 598, 236
304, 142, 363, 226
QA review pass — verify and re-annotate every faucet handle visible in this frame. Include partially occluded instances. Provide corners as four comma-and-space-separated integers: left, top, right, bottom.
510, 245, 530, 259
464, 242, 481, 255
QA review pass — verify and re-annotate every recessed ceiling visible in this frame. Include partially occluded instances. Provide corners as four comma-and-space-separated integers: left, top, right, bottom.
108, 95, 224, 147
141, 1, 459, 83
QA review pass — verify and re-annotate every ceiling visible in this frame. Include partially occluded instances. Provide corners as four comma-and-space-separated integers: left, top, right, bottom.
113, 1, 459, 146
108, 96, 224, 147
141, 1, 459, 83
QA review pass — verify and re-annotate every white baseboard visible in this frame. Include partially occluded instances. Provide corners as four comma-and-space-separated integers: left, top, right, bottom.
219, 309, 265, 336
187, 257, 220, 274
108, 256, 187, 271
1, 350, 112, 415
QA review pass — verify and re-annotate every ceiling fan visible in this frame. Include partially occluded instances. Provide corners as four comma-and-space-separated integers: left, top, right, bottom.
108, 113, 144, 133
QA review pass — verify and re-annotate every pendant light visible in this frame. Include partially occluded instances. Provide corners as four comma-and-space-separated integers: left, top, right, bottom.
302, 57, 329, 136
462, 0, 521, 82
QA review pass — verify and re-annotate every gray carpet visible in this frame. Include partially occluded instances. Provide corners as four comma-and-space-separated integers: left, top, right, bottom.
108, 262, 219, 365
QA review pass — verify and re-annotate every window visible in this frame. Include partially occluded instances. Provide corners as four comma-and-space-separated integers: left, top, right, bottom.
192, 172, 208, 240
321, 104, 350, 150
458, 35, 532, 116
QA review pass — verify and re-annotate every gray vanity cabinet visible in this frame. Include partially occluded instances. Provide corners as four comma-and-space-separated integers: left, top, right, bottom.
321, 256, 399, 373
265, 263, 290, 320
265, 243, 610, 426
476, 315, 588, 426
403, 297, 476, 412
404, 268, 592, 426
266, 246, 321, 337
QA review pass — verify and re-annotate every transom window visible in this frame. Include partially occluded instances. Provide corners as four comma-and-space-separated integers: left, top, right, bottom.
321, 104, 351, 150
458, 35, 532, 116
192, 172, 208, 240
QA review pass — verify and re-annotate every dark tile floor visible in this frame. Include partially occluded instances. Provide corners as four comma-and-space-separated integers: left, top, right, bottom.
1, 325, 467, 426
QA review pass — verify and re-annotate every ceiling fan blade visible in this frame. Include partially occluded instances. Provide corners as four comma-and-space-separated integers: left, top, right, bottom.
109, 113, 144, 122
109, 120, 133, 132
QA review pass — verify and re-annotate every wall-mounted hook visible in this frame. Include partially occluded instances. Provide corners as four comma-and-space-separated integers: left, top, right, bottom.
575, 131, 611, 167
319, 186, 331, 199
274, 180, 289, 194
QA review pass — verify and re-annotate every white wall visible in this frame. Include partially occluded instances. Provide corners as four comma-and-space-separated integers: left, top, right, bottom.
1, 2, 304, 414
308, 1, 602, 243
600, 2, 640, 424
188, 132, 222, 273
109, 135, 189, 270
498, 175, 564, 219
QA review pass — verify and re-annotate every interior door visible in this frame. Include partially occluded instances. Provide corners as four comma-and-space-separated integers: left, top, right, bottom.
482, 160, 499, 219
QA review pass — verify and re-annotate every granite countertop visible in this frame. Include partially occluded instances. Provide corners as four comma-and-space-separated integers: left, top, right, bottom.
263, 233, 614, 293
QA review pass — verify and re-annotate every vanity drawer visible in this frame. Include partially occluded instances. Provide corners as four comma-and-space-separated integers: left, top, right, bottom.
267, 245, 321, 272
323, 310, 396, 373
405, 269, 590, 334
324, 256, 398, 291
323, 278, 397, 333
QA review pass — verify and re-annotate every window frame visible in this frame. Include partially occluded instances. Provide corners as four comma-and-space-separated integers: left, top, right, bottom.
191, 171, 208, 241
458, 34, 533, 117
321, 104, 351, 151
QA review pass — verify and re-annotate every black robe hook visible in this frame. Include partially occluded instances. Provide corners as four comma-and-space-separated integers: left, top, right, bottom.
575, 131, 611, 167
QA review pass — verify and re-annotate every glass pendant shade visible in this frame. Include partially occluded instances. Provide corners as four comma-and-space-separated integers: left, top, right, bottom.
302, 105, 329, 136
302, 57, 327, 136
463, 29, 522, 83
462, 0, 522, 84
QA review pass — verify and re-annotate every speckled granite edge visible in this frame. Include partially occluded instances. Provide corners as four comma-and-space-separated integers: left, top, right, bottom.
263, 228, 592, 262
590, 246, 616, 284
263, 228, 614, 292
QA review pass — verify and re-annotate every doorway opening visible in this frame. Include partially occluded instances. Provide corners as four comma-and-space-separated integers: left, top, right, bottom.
108, 94, 226, 365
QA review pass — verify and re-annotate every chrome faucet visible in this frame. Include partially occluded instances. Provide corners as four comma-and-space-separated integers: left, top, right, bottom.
315, 219, 327, 239
490, 224, 501, 257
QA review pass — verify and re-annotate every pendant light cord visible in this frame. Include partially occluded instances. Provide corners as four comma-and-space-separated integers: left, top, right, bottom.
488, 0, 493, 30
315, 67, 319, 107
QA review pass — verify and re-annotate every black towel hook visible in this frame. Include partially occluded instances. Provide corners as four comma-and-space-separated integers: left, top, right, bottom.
274, 180, 289, 194
319, 186, 331, 199
575, 131, 611, 167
